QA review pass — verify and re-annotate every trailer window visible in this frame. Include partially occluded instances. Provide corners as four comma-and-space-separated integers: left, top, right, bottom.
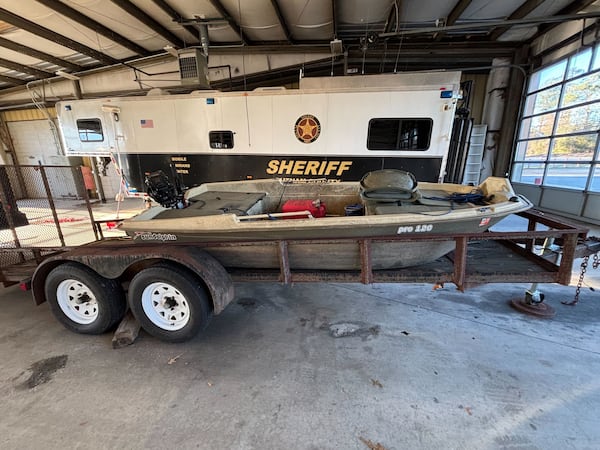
77, 119, 104, 142
209, 131, 234, 149
367, 118, 432, 151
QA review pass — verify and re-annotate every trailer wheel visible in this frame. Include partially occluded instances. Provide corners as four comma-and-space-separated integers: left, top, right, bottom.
45, 263, 126, 334
128, 263, 211, 343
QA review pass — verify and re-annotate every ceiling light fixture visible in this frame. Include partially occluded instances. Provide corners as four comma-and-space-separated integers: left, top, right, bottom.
330, 39, 343, 55
55, 70, 80, 81
163, 46, 179, 58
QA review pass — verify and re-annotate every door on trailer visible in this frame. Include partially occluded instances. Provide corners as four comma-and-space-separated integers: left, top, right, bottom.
59, 102, 124, 198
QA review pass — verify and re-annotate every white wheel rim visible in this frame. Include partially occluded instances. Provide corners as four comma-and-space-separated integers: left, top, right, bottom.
56, 279, 99, 324
141, 282, 190, 331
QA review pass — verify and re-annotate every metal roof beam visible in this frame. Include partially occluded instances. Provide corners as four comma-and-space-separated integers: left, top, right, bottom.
35, 0, 150, 57
435, 0, 473, 41
204, 41, 517, 56
380, 12, 600, 37
109, 0, 185, 48
384, 1, 403, 34
0, 74, 28, 86
207, 0, 248, 45
270, 0, 294, 43
151, 0, 199, 43
447, 0, 474, 26
207, 44, 329, 54
0, 57, 54, 78
0, 36, 81, 72
350, 45, 515, 59
488, 0, 545, 41
0, 7, 118, 65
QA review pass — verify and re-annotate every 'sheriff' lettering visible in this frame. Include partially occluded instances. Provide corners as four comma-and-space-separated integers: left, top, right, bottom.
266, 160, 352, 177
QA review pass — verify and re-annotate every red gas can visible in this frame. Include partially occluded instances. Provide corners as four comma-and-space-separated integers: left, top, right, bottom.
281, 199, 326, 219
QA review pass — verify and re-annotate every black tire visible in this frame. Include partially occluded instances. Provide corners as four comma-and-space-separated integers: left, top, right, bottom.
45, 262, 127, 335
127, 263, 212, 343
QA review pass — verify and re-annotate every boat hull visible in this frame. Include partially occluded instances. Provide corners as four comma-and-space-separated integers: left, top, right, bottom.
121, 175, 532, 270
201, 239, 457, 270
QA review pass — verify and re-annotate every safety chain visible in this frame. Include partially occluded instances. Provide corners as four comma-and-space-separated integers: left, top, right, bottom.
563, 253, 600, 306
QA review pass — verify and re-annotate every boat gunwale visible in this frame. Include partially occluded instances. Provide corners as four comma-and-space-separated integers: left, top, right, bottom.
122, 176, 533, 235
120, 197, 533, 235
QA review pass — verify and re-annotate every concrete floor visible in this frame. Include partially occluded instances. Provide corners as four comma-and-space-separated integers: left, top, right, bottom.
1, 271, 599, 449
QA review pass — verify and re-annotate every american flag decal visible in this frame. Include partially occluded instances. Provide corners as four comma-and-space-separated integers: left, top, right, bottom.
140, 119, 154, 128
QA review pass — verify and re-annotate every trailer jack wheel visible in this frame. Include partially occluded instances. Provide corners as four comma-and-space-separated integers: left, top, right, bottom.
510, 283, 555, 318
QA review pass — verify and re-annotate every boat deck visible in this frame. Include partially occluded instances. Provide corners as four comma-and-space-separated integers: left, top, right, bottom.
155, 192, 266, 219
135, 186, 490, 223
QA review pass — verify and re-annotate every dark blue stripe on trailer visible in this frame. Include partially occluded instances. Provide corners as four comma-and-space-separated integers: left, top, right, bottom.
120, 153, 443, 193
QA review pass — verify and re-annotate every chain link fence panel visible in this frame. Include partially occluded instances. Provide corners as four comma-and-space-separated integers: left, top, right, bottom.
1, 164, 97, 276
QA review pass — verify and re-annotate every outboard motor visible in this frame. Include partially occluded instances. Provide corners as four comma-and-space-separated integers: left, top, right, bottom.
144, 170, 186, 209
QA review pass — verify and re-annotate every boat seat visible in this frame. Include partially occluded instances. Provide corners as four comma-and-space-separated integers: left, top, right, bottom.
155, 191, 266, 219
364, 188, 476, 215
360, 169, 419, 203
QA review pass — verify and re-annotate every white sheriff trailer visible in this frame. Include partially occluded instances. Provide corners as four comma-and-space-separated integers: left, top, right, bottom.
56, 71, 461, 193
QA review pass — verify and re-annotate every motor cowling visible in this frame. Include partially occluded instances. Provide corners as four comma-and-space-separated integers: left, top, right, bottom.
144, 170, 185, 209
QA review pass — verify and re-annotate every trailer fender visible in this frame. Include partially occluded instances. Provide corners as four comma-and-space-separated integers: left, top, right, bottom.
32, 246, 235, 314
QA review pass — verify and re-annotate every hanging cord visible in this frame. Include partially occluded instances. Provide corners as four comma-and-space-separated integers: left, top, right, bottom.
25, 82, 63, 156
393, 34, 405, 72
380, 40, 388, 73
239, 0, 247, 91
360, 22, 369, 75
331, 51, 335, 76
273, 181, 289, 212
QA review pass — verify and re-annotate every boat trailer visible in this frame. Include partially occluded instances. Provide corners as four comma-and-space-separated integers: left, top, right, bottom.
1, 209, 597, 295
1, 209, 599, 345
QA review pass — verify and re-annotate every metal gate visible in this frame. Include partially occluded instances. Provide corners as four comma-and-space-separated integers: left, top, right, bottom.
0, 164, 97, 285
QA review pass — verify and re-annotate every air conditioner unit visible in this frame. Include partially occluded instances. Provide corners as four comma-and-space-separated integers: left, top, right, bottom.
178, 49, 210, 88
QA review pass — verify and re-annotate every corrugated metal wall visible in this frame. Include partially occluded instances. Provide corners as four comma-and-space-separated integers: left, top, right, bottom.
2, 108, 57, 122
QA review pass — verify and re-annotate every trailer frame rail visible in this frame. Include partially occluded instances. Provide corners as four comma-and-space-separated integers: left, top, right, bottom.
2, 209, 593, 293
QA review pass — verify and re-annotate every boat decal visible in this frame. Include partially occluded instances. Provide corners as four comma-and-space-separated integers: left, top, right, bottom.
478, 217, 491, 227
294, 114, 321, 143
133, 231, 178, 241
397, 224, 433, 234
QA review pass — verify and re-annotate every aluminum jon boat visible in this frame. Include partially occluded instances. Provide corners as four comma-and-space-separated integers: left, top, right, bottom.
119, 170, 533, 270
